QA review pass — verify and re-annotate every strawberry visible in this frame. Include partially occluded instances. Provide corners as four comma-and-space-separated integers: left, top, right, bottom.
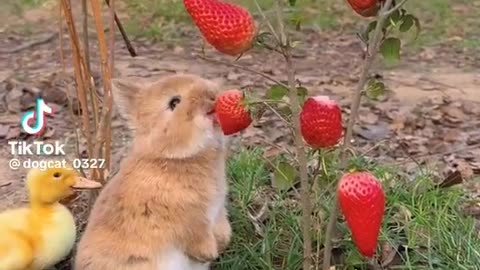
337, 171, 385, 258
346, 0, 384, 17
214, 89, 252, 135
299, 96, 343, 148
183, 0, 256, 56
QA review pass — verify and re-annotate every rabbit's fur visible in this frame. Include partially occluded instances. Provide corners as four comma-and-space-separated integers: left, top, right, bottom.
74, 74, 231, 270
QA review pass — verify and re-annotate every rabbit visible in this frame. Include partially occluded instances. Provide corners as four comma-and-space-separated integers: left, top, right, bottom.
74, 74, 232, 270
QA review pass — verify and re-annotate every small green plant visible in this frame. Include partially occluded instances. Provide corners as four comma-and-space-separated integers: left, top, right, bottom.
184, 0, 427, 268
214, 149, 480, 269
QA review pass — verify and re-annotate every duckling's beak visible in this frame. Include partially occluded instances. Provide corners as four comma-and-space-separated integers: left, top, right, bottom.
72, 177, 102, 189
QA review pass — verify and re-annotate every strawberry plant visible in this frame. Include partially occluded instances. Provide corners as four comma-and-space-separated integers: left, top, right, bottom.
184, 0, 421, 269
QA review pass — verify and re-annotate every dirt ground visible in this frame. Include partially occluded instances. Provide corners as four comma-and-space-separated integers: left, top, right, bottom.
0, 1, 479, 268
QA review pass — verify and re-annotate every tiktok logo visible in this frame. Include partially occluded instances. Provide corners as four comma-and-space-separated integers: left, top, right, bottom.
20, 97, 54, 135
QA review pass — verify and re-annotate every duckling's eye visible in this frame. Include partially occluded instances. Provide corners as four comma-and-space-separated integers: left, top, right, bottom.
168, 96, 181, 111
53, 172, 62, 179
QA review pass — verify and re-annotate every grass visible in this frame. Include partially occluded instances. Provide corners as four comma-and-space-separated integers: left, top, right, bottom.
116, 0, 479, 51
4, 0, 478, 51
214, 148, 480, 269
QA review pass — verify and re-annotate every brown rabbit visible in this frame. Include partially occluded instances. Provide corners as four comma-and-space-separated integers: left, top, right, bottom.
74, 74, 231, 270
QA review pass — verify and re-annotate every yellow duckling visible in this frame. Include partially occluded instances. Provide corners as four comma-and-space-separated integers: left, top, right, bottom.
0, 166, 101, 270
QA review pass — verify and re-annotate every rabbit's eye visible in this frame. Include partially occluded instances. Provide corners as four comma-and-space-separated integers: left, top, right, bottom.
168, 96, 181, 110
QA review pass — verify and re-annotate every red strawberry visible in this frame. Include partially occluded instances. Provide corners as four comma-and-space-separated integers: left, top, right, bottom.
346, 0, 384, 17
214, 89, 252, 135
300, 96, 343, 148
183, 0, 256, 56
337, 171, 385, 258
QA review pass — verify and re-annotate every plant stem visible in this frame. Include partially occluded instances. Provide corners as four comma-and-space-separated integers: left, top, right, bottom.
321, 0, 398, 269
60, 0, 94, 160
252, 0, 280, 43
272, 0, 312, 268
286, 48, 313, 270
196, 54, 289, 89
105, 0, 137, 56
81, 0, 100, 149
89, 0, 114, 181
82, 0, 90, 72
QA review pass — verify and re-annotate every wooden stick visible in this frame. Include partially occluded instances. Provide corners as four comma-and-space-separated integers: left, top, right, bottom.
105, 0, 137, 57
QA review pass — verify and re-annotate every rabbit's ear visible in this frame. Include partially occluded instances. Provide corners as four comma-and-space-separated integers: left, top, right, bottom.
112, 78, 142, 120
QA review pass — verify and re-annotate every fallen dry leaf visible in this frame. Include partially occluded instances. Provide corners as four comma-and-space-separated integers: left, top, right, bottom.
438, 171, 463, 188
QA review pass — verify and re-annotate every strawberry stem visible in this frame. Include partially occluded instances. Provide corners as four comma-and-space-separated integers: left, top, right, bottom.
271, 0, 313, 268
322, 0, 402, 269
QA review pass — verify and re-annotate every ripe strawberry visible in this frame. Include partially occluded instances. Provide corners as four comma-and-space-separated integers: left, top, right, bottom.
183, 0, 256, 56
214, 89, 252, 135
346, 0, 384, 17
300, 96, 343, 148
337, 171, 386, 258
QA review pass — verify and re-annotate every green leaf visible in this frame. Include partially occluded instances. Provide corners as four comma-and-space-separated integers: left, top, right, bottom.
266, 84, 288, 100
380, 37, 401, 65
388, 9, 402, 26
412, 15, 422, 40
399, 14, 414, 32
278, 106, 292, 119
288, 0, 296, 6
362, 20, 377, 42
254, 31, 279, 49
366, 78, 386, 100
297, 86, 308, 104
272, 161, 297, 191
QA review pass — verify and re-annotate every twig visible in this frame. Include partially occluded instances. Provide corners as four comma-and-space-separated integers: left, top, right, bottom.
252, 0, 280, 43
322, 0, 399, 269
312, 149, 323, 192
58, 5, 86, 177
60, 0, 94, 159
0, 182, 12, 188
82, 0, 91, 72
262, 102, 290, 125
105, 0, 137, 56
82, 0, 99, 147
196, 54, 289, 89
384, 0, 407, 16
109, 0, 116, 74
0, 33, 57, 54
90, 0, 114, 180
272, 0, 312, 268
105, 0, 116, 171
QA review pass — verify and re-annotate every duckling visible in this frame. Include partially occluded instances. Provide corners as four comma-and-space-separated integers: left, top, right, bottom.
0, 166, 101, 270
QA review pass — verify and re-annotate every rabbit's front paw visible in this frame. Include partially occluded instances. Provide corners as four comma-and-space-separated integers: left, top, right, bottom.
187, 232, 219, 263
213, 214, 231, 253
